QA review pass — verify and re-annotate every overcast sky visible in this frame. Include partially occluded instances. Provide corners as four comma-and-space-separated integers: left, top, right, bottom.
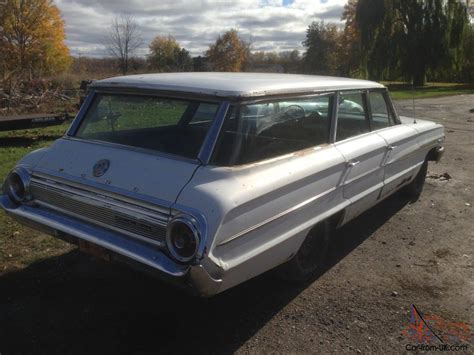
55, 0, 347, 58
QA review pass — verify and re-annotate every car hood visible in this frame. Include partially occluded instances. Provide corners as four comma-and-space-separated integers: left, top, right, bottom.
32, 138, 199, 206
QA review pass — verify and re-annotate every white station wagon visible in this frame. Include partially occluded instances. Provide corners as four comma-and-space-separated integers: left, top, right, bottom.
1, 73, 444, 296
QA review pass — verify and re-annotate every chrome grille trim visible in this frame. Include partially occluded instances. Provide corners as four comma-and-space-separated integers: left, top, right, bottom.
32, 169, 172, 216
29, 177, 169, 246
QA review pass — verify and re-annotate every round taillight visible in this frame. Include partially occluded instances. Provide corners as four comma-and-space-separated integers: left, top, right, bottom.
166, 216, 200, 263
4, 167, 31, 203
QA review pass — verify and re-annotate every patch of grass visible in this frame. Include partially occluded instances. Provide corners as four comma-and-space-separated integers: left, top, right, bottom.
0, 122, 73, 273
385, 82, 474, 100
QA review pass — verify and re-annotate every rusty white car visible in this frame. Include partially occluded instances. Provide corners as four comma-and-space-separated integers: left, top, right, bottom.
1, 73, 444, 296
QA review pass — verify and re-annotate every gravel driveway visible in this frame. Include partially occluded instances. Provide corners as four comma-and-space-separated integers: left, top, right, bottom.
0, 95, 473, 354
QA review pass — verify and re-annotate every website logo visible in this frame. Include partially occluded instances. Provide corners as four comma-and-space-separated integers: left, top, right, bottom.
402, 304, 471, 352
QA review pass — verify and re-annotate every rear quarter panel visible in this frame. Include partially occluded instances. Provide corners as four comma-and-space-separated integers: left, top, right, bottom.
175, 145, 348, 291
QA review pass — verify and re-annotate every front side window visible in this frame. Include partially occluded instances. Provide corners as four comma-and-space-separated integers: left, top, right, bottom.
369, 91, 391, 129
336, 91, 370, 141
212, 94, 334, 166
75, 94, 219, 159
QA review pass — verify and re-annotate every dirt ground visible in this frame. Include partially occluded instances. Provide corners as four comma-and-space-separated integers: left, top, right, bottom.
0, 95, 473, 354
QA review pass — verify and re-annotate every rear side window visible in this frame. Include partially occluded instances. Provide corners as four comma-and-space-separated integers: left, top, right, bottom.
212, 94, 334, 166
336, 92, 370, 141
369, 91, 391, 129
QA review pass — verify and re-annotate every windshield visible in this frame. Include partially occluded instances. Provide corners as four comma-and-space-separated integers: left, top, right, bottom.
212, 93, 334, 166
75, 94, 220, 159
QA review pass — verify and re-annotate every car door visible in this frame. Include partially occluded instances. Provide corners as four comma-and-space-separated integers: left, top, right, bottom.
335, 91, 388, 224
367, 90, 421, 199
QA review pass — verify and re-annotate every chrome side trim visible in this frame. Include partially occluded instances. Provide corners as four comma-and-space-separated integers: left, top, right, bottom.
217, 186, 337, 246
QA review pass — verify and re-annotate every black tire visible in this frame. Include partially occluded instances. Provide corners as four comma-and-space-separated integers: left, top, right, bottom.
402, 160, 428, 201
279, 221, 330, 282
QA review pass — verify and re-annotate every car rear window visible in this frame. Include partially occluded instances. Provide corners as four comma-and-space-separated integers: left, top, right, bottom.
75, 94, 219, 160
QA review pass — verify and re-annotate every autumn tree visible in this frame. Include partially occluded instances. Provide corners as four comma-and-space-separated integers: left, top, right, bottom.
148, 35, 192, 72
206, 29, 249, 72
105, 14, 142, 75
339, 0, 364, 77
303, 22, 341, 75
0, 0, 71, 81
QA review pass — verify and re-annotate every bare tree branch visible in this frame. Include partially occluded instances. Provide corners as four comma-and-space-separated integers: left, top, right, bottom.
104, 14, 142, 75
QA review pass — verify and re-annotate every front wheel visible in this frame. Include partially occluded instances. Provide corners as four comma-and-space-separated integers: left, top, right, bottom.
279, 221, 330, 282
402, 160, 428, 201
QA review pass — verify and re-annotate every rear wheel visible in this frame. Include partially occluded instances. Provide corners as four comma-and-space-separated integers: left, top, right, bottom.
279, 221, 330, 282
402, 160, 428, 201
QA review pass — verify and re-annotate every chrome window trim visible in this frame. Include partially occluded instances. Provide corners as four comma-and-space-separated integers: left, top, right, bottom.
67, 91, 96, 136
198, 101, 230, 165
329, 91, 340, 143
367, 89, 396, 129
236, 90, 338, 105
335, 89, 372, 142
384, 90, 401, 124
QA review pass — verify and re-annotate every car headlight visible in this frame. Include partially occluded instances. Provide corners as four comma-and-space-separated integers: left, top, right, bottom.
166, 215, 200, 263
3, 167, 31, 203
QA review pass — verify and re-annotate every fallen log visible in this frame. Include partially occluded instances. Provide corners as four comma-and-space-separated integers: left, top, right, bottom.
0, 113, 73, 132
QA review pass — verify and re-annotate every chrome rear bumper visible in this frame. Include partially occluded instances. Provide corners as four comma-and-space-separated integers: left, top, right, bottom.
0, 195, 222, 296
434, 146, 445, 163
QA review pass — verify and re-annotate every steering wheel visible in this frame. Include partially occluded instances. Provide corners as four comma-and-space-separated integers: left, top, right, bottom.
283, 105, 306, 124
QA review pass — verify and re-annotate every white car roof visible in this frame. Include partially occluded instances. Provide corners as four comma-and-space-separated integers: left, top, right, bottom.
91, 72, 385, 98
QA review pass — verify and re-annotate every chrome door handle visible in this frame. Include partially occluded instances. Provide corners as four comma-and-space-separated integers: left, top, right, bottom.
388, 145, 397, 151
347, 160, 360, 167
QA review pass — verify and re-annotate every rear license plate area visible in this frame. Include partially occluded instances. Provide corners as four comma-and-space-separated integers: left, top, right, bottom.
78, 240, 110, 261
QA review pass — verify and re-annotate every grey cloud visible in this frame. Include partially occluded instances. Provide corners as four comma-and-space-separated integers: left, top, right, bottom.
58, 0, 344, 57
237, 13, 300, 28
318, 5, 344, 20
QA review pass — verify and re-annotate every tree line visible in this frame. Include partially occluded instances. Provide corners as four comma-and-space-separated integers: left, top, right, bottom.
1, 0, 473, 90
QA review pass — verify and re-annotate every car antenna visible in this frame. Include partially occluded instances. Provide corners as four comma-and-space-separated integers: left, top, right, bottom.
412, 80, 417, 124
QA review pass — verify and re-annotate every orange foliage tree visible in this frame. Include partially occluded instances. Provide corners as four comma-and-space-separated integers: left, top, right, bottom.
148, 35, 193, 72
0, 0, 72, 81
206, 29, 249, 72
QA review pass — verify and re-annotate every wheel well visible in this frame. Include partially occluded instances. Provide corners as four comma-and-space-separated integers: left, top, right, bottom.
328, 210, 345, 229
426, 147, 438, 161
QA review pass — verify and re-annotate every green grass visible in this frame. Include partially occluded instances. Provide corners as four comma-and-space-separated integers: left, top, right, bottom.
0, 122, 74, 272
385, 82, 474, 100
80, 96, 189, 135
